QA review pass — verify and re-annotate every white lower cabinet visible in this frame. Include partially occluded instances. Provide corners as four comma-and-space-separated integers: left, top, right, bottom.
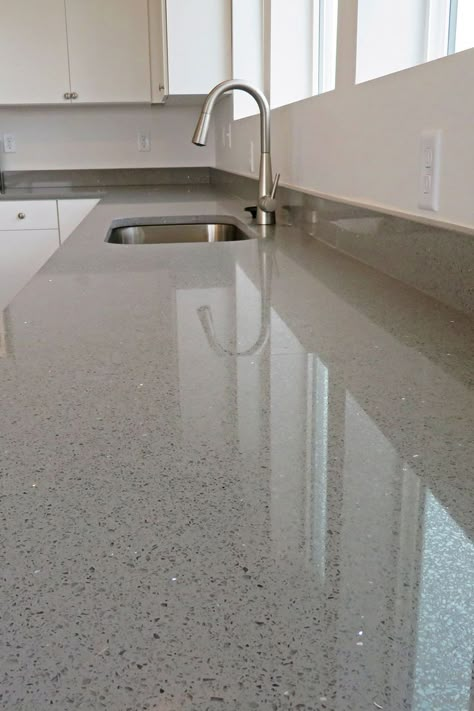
0, 229, 60, 311
58, 199, 100, 242
0, 197, 99, 312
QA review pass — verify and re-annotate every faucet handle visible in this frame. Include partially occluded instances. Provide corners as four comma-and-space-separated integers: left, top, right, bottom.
270, 172, 280, 199
259, 172, 280, 214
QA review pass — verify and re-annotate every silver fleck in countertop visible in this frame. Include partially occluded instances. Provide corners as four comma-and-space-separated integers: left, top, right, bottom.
1, 186, 473, 711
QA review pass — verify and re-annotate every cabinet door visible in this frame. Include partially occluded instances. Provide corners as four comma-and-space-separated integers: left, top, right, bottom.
65, 0, 152, 103
0, 230, 60, 311
0, 0, 71, 105
166, 0, 232, 94
149, 0, 168, 103
57, 199, 100, 243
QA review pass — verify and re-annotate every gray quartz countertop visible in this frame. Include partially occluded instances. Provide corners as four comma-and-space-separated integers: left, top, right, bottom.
0, 186, 107, 201
1, 186, 473, 711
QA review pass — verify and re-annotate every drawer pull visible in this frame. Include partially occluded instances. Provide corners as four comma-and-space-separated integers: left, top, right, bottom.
17, 212, 26, 220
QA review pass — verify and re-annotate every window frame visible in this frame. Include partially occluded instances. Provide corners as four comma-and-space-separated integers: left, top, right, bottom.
232, 0, 338, 118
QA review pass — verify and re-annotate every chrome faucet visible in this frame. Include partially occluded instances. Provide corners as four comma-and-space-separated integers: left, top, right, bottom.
192, 79, 279, 225
0, 141, 4, 194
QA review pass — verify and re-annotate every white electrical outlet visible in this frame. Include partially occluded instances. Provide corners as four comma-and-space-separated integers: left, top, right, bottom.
3, 134, 16, 153
137, 130, 151, 152
418, 129, 441, 211
226, 123, 232, 149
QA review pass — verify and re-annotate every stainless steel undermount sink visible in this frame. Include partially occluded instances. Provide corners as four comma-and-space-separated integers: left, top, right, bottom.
107, 222, 253, 245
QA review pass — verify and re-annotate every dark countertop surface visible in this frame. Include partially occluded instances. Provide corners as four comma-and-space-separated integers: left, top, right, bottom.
1, 185, 473, 710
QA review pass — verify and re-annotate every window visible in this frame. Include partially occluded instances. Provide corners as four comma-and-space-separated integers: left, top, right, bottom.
232, 0, 338, 119
271, 0, 338, 109
449, 0, 474, 53
357, 0, 474, 84
357, 1, 429, 83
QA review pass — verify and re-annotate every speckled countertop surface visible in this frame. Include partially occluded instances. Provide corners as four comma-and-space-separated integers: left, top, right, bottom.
0, 186, 107, 200
1, 186, 473, 711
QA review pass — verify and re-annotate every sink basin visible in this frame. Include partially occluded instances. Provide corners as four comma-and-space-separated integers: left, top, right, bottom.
107, 222, 252, 244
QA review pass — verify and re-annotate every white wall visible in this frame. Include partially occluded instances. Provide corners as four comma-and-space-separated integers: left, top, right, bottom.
216, 0, 474, 230
0, 104, 214, 170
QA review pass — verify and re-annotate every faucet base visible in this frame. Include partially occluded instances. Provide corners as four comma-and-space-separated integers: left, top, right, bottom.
256, 210, 276, 226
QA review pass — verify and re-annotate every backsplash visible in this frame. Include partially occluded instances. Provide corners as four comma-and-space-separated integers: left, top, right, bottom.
3, 167, 211, 189
211, 168, 474, 317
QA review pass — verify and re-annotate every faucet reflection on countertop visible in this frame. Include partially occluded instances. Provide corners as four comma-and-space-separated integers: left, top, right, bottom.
197, 238, 274, 357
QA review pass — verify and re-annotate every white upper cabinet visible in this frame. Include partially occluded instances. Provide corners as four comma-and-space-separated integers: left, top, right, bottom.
164, 0, 232, 96
0, 0, 232, 105
0, 0, 71, 104
65, 0, 152, 103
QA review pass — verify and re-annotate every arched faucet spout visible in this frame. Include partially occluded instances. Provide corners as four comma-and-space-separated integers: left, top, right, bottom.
192, 80, 278, 226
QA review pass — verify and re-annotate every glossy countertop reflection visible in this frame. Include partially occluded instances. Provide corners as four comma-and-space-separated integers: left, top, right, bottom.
0, 186, 473, 711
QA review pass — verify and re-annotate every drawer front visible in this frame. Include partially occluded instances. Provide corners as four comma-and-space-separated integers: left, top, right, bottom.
0, 201, 58, 230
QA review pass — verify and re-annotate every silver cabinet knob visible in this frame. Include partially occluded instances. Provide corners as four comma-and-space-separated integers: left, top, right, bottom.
159, 84, 165, 91
17, 212, 26, 220
64, 92, 71, 100
71, 92, 79, 100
